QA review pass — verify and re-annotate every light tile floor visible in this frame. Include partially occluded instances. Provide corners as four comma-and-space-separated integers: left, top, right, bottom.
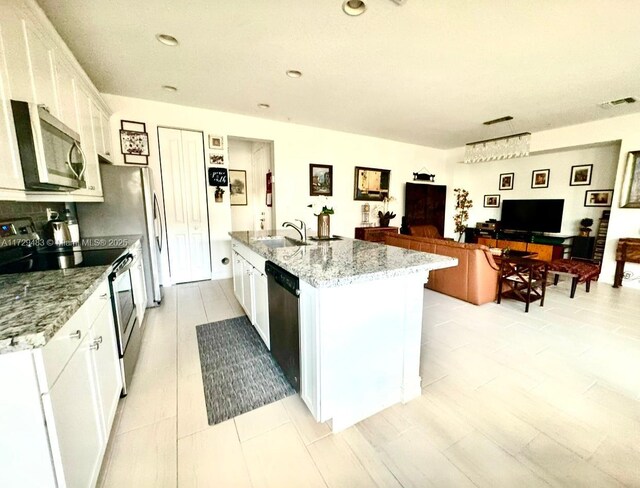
98, 278, 640, 487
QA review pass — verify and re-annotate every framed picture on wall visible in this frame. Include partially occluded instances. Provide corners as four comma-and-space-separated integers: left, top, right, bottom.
309, 164, 333, 196
531, 169, 550, 189
120, 120, 149, 165
208, 135, 224, 150
229, 170, 247, 206
570, 164, 593, 186
499, 173, 514, 190
353, 166, 390, 201
584, 189, 613, 207
483, 194, 501, 208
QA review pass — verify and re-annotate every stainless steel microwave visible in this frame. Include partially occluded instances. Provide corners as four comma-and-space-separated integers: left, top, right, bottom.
11, 100, 87, 191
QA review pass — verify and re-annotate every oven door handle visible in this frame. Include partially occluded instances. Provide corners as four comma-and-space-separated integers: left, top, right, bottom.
111, 253, 134, 277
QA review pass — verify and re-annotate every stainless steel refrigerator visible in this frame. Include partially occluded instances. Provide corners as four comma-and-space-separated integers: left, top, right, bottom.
77, 164, 163, 307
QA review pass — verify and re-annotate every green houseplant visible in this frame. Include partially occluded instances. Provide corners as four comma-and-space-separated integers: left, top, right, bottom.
453, 188, 473, 242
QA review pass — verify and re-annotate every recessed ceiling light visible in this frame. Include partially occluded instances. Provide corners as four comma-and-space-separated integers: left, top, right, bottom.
162, 85, 177, 92
286, 70, 302, 78
156, 34, 179, 46
342, 0, 367, 16
257, 103, 270, 109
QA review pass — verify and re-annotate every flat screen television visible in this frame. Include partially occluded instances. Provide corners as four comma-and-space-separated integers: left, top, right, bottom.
501, 199, 565, 233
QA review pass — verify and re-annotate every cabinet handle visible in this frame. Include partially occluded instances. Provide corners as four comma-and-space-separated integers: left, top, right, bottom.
99, 293, 109, 299
105, 151, 110, 156
95, 335, 103, 344
69, 330, 82, 340
88, 185, 96, 190
89, 340, 100, 351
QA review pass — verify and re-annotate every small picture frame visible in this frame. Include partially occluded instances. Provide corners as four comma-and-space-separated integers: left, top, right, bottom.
209, 154, 224, 165
570, 164, 593, 186
309, 164, 333, 196
484, 194, 501, 208
229, 169, 247, 206
120, 119, 150, 165
354, 166, 391, 201
208, 135, 224, 150
531, 169, 550, 189
499, 173, 514, 190
584, 189, 613, 207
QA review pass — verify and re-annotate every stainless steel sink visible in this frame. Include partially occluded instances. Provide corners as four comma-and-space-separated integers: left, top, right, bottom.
252, 236, 309, 248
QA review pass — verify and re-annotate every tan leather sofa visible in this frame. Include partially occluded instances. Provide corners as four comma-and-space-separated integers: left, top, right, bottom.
408, 224, 442, 239
385, 233, 500, 305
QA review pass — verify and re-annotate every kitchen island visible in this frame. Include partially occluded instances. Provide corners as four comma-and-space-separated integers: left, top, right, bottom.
230, 230, 457, 432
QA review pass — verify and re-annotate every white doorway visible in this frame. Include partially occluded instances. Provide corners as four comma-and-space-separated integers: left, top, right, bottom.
228, 137, 275, 232
158, 127, 211, 284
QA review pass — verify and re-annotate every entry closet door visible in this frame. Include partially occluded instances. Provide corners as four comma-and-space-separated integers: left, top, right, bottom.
158, 127, 211, 284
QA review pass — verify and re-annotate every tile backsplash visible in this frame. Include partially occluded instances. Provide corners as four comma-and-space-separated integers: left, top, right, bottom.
0, 202, 66, 232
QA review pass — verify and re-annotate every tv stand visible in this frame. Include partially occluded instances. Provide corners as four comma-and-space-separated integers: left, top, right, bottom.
478, 235, 565, 262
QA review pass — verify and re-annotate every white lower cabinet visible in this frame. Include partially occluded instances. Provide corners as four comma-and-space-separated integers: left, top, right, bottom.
241, 258, 254, 322
44, 333, 103, 488
130, 248, 147, 326
0, 280, 122, 487
254, 270, 270, 348
91, 302, 122, 435
231, 241, 270, 349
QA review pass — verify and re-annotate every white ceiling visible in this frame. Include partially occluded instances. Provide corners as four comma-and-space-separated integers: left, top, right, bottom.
37, 0, 640, 149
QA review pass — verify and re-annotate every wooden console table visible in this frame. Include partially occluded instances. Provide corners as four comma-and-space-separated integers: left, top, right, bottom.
613, 238, 640, 287
355, 226, 398, 243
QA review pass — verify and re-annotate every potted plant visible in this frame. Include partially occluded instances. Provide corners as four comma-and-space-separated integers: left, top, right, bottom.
377, 196, 396, 227
308, 201, 334, 238
579, 218, 594, 237
453, 188, 473, 242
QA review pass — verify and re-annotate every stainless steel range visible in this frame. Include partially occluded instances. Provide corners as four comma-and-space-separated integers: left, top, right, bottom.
0, 217, 142, 395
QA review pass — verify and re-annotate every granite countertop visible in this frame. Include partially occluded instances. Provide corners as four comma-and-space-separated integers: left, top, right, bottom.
0, 235, 142, 355
229, 230, 457, 288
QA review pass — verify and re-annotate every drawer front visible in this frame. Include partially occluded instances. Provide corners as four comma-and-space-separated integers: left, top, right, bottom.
82, 280, 110, 323
36, 306, 91, 393
36, 280, 110, 392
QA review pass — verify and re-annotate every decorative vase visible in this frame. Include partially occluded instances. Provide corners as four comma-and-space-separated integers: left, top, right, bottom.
318, 214, 330, 238
579, 229, 591, 237
379, 217, 391, 227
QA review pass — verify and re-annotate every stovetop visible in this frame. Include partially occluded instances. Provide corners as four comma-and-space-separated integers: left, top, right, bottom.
0, 217, 127, 275
0, 246, 127, 275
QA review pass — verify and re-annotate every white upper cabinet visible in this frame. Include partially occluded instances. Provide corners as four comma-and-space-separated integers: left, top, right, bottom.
0, 0, 111, 201
0, 24, 23, 191
72, 83, 102, 198
100, 110, 112, 159
91, 98, 113, 162
22, 18, 58, 115
54, 58, 79, 133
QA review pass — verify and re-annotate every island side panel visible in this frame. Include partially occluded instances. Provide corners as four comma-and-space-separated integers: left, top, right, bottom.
300, 273, 426, 432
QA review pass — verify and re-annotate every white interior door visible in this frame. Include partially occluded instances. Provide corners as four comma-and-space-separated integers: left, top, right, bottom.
159, 127, 211, 284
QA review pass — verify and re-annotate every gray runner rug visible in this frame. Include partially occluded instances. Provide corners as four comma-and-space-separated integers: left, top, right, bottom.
196, 315, 295, 425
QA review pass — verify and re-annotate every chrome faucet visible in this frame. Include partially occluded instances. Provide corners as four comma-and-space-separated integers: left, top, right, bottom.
282, 219, 307, 242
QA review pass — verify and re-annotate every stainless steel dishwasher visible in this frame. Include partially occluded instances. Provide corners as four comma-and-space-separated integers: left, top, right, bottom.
265, 261, 300, 392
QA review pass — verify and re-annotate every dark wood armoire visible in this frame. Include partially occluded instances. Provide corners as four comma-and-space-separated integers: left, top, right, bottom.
404, 183, 447, 237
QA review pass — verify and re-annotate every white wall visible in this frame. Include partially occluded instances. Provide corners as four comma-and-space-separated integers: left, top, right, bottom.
228, 139, 254, 231
452, 142, 619, 235
103, 94, 449, 281
446, 112, 640, 287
